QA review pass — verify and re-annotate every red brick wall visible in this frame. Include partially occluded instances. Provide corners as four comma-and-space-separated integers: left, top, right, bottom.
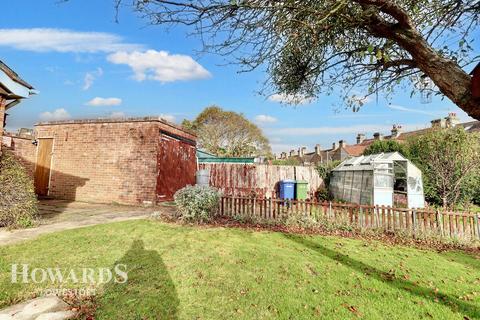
33, 118, 196, 205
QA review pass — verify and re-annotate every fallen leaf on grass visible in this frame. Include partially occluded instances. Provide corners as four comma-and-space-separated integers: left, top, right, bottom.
342, 304, 363, 317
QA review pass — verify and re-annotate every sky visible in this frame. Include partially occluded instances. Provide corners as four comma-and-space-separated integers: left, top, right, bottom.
1, 0, 478, 154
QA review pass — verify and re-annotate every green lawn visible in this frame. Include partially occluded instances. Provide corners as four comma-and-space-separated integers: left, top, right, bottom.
1, 220, 479, 319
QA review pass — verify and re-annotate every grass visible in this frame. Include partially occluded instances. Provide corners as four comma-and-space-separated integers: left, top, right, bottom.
0, 219, 479, 319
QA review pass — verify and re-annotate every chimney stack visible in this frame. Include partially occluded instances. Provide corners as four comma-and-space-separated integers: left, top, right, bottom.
339, 140, 346, 148
391, 124, 402, 138
289, 150, 296, 157
356, 133, 365, 144
373, 132, 384, 140
314, 144, 321, 155
445, 112, 460, 128
332, 142, 338, 150
280, 152, 287, 159
431, 118, 446, 128
298, 146, 307, 157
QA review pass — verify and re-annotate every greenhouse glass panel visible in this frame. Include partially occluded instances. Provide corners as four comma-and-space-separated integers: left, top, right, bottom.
374, 174, 393, 188
329, 152, 424, 208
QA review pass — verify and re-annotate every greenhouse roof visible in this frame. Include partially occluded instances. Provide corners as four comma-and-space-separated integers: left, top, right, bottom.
333, 152, 409, 171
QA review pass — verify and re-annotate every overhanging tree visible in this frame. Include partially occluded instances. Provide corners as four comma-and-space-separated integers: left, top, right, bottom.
117, 0, 480, 119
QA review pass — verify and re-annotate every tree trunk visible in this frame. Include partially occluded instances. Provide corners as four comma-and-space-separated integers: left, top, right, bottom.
394, 29, 480, 120
442, 196, 448, 209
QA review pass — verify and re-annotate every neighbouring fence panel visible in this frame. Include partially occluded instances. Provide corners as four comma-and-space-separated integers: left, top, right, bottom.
198, 163, 323, 198
218, 196, 480, 242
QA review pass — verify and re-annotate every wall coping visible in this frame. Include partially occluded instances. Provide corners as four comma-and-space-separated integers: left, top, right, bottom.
35, 116, 196, 137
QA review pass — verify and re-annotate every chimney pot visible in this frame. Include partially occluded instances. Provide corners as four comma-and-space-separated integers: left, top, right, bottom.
298, 146, 307, 157
373, 132, 384, 140
332, 142, 338, 150
356, 133, 365, 144
289, 150, 295, 157
391, 124, 403, 138
445, 112, 460, 128
314, 144, 321, 155
339, 140, 346, 148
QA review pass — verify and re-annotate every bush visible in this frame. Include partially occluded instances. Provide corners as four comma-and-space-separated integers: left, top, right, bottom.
0, 152, 38, 228
174, 185, 221, 222
315, 160, 341, 201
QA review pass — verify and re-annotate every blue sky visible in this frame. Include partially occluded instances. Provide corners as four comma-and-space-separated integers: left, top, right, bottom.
1, 0, 477, 153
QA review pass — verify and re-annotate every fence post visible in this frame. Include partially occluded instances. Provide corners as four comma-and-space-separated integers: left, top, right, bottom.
252, 197, 256, 217
328, 201, 332, 219
436, 209, 444, 237
374, 206, 379, 228
269, 198, 273, 219
359, 206, 364, 228
412, 209, 417, 238
475, 214, 480, 240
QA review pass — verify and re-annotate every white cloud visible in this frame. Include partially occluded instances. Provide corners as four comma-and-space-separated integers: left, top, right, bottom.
107, 50, 211, 83
159, 114, 176, 123
270, 143, 298, 154
268, 93, 314, 105
388, 104, 439, 116
267, 124, 394, 137
267, 123, 427, 137
0, 28, 142, 53
109, 111, 126, 118
86, 97, 122, 107
39, 108, 71, 121
82, 67, 103, 90
255, 114, 278, 124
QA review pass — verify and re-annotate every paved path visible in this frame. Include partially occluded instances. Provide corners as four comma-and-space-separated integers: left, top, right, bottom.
0, 200, 159, 246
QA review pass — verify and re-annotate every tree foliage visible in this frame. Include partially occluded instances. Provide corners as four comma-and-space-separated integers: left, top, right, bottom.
406, 128, 480, 208
363, 140, 408, 156
118, 0, 480, 119
315, 160, 341, 201
271, 157, 301, 166
183, 106, 271, 157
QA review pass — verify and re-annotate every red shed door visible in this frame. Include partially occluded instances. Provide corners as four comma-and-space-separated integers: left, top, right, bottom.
156, 131, 196, 201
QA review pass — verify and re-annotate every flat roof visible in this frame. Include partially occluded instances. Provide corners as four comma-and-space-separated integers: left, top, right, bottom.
35, 116, 196, 137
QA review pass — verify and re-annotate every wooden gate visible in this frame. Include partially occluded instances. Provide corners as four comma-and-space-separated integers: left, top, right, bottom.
156, 131, 196, 201
34, 138, 53, 196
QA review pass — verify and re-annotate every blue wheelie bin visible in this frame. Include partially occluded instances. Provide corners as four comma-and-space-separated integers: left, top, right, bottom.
279, 180, 295, 200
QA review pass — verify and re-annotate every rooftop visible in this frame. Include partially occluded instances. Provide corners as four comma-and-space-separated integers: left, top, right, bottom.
35, 116, 196, 136
0, 60, 34, 90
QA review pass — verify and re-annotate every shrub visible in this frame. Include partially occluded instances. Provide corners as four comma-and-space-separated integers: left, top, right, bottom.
363, 140, 408, 156
174, 185, 221, 222
0, 152, 38, 228
315, 160, 341, 201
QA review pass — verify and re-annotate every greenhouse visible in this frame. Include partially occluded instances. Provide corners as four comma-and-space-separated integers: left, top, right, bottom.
329, 152, 424, 208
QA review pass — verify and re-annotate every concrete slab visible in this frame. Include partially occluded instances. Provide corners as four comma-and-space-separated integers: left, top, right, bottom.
0, 200, 167, 246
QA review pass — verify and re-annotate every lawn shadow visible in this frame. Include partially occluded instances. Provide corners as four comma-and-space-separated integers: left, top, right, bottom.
284, 234, 479, 319
439, 250, 480, 271
96, 239, 179, 319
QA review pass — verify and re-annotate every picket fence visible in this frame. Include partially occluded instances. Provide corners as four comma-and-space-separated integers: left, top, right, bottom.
218, 196, 480, 241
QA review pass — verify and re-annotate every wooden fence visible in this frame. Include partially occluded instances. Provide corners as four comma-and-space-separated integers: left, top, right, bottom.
198, 163, 323, 198
219, 196, 480, 241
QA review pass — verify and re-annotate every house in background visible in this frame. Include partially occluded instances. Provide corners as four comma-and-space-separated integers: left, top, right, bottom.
278, 113, 480, 166
0, 60, 35, 155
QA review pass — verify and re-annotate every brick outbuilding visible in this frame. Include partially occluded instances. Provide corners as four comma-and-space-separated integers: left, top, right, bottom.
12, 117, 197, 205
